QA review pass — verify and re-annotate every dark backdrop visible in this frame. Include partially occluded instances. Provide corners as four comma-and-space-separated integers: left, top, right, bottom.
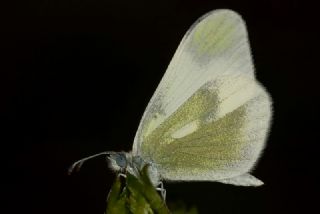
2, 0, 319, 214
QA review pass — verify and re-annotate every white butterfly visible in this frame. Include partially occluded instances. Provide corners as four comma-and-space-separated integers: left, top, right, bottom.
70, 9, 272, 193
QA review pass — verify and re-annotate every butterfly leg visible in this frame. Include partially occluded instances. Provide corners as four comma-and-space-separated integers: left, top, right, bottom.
118, 172, 127, 178
156, 181, 166, 200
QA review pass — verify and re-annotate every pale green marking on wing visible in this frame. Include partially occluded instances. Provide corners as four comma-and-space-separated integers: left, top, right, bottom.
190, 11, 241, 60
140, 84, 219, 156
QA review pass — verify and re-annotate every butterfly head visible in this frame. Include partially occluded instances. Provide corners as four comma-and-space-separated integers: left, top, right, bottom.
106, 152, 161, 186
107, 152, 129, 172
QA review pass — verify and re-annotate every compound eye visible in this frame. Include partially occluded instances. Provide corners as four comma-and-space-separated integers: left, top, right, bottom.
114, 153, 127, 168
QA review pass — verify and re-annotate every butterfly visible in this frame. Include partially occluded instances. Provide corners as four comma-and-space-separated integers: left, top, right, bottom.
70, 9, 272, 197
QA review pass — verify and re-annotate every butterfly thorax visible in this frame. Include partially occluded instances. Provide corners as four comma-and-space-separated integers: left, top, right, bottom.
107, 152, 160, 186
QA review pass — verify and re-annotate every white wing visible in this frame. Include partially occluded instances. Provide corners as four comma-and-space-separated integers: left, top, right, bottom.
132, 9, 272, 184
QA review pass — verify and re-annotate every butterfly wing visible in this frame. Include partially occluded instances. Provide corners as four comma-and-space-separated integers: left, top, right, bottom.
132, 9, 272, 184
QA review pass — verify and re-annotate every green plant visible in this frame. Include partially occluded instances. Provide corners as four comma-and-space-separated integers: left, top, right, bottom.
106, 166, 198, 214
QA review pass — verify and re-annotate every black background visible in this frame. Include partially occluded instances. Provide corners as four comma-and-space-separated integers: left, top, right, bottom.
2, 0, 319, 213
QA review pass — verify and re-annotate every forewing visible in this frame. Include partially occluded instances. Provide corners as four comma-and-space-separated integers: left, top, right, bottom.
132, 9, 272, 181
